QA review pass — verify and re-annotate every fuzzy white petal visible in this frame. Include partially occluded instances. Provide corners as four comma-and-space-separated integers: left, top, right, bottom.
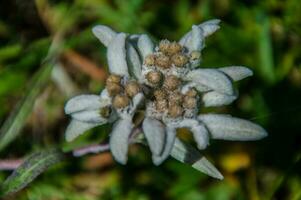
107, 33, 129, 76
179, 19, 220, 45
190, 122, 210, 150
126, 42, 142, 80
182, 82, 210, 93
180, 25, 204, 52
100, 89, 111, 101
143, 118, 165, 156
199, 19, 221, 37
65, 120, 100, 142
71, 110, 107, 123
219, 66, 253, 81
137, 34, 154, 59
128, 93, 144, 115
64, 95, 103, 115
152, 126, 176, 165
129, 34, 140, 42
176, 118, 209, 150
186, 69, 234, 95
109, 118, 134, 164
190, 25, 205, 51
198, 114, 268, 141
92, 25, 117, 47
171, 138, 224, 180
202, 91, 237, 107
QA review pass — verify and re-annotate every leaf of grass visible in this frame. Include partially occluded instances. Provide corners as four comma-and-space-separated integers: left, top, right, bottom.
0, 148, 65, 197
256, 11, 276, 84
170, 138, 224, 180
0, 62, 53, 151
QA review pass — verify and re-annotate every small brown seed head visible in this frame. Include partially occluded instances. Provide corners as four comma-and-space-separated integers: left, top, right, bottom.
146, 71, 163, 85
113, 94, 130, 109
107, 83, 122, 96
190, 51, 201, 60
100, 106, 111, 118
155, 54, 170, 68
154, 89, 167, 100
185, 88, 197, 97
168, 104, 183, 118
144, 54, 156, 66
164, 75, 181, 90
125, 81, 140, 97
106, 74, 121, 85
171, 53, 188, 67
183, 96, 197, 109
155, 99, 168, 112
158, 39, 170, 54
168, 91, 183, 105
168, 42, 182, 55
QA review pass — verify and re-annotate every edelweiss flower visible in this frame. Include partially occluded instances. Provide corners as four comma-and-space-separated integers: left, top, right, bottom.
64, 19, 267, 167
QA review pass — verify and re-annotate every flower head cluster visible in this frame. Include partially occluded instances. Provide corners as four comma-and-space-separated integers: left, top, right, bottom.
64, 19, 267, 166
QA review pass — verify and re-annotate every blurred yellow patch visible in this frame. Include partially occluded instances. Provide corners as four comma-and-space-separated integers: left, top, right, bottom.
220, 152, 251, 173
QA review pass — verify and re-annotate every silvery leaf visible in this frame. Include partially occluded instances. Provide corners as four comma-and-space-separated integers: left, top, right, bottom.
190, 122, 210, 150
99, 89, 111, 101
129, 34, 140, 43
71, 110, 106, 123
180, 25, 204, 52
64, 95, 104, 115
126, 42, 142, 80
182, 82, 211, 93
171, 138, 224, 180
142, 118, 165, 156
219, 66, 253, 81
202, 91, 237, 107
128, 93, 144, 115
107, 33, 129, 76
137, 34, 154, 59
65, 120, 100, 142
198, 114, 268, 141
185, 69, 234, 95
199, 19, 221, 37
152, 126, 176, 165
92, 25, 117, 47
190, 25, 205, 51
179, 19, 220, 45
176, 118, 209, 150
109, 118, 134, 164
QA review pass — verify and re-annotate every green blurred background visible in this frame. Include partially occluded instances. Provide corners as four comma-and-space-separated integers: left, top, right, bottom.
0, 0, 301, 199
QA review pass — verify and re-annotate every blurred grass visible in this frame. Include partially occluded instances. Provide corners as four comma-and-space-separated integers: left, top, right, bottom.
0, 0, 301, 199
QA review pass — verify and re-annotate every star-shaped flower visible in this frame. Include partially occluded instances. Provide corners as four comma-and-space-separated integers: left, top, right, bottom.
64, 19, 267, 170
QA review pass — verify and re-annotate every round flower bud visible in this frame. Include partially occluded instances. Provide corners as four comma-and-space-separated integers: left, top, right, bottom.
106, 74, 121, 84
168, 42, 182, 55
158, 39, 170, 54
155, 54, 170, 68
113, 94, 130, 109
146, 71, 163, 85
190, 51, 201, 60
185, 88, 197, 97
168, 91, 183, 105
125, 81, 140, 97
171, 53, 188, 67
154, 89, 167, 100
107, 83, 122, 96
168, 104, 183, 118
155, 99, 168, 112
183, 96, 197, 109
100, 106, 111, 118
144, 54, 156, 66
164, 75, 181, 91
